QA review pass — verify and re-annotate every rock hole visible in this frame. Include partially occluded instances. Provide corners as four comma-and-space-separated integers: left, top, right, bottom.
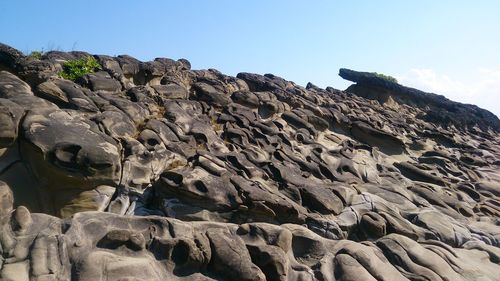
54, 143, 82, 164
91, 162, 113, 170
162, 171, 183, 186
258, 103, 275, 119
313, 147, 323, 154
319, 164, 335, 181
193, 180, 208, 193
147, 138, 160, 147
172, 240, 190, 265
193, 133, 208, 145
457, 207, 473, 217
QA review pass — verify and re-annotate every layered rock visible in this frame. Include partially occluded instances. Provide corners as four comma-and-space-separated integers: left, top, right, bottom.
0, 42, 499, 280
339, 68, 500, 131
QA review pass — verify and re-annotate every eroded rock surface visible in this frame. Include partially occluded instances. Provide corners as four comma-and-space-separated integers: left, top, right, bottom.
0, 43, 499, 280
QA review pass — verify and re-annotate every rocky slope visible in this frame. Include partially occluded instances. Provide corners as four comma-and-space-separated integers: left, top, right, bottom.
0, 42, 499, 281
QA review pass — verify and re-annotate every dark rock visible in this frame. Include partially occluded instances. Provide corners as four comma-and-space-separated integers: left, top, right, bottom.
0, 181, 13, 218
237, 72, 288, 91
116, 54, 141, 76
78, 70, 122, 92
231, 90, 260, 108
0, 43, 25, 70
207, 228, 266, 281
0, 99, 24, 147
193, 82, 231, 106
0, 70, 33, 98
340, 68, 500, 131
177, 58, 191, 70
152, 83, 188, 99
350, 121, 405, 155
394, 162, 446, 186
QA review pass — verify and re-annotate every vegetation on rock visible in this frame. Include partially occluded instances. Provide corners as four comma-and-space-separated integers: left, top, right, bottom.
372, 72, 398, 83
59, 56, 101, 81
28, 50, 43, 59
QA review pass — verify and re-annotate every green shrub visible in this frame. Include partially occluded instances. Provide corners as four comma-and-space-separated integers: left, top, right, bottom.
28, 51, 43, 59
373, 72, 398, 83
59, 56, 102, 81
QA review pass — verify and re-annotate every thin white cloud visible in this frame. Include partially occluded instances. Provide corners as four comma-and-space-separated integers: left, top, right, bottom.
396, 68, 500, 117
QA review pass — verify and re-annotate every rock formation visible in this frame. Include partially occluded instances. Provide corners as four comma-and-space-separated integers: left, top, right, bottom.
0, 42, 499, 281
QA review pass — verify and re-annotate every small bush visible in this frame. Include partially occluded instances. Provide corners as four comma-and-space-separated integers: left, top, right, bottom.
28, 51, 43, 59
59, 56, 102, 81
373, 72, 398, 83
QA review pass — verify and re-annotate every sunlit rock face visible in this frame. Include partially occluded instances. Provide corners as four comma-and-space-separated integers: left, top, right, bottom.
0, 42, 499, 281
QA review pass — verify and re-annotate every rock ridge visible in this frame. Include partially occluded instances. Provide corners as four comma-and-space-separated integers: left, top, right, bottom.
339, 68, 500, 132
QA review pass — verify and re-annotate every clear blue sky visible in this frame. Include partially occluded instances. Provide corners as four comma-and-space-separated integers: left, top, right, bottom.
2, 1, 499, 115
